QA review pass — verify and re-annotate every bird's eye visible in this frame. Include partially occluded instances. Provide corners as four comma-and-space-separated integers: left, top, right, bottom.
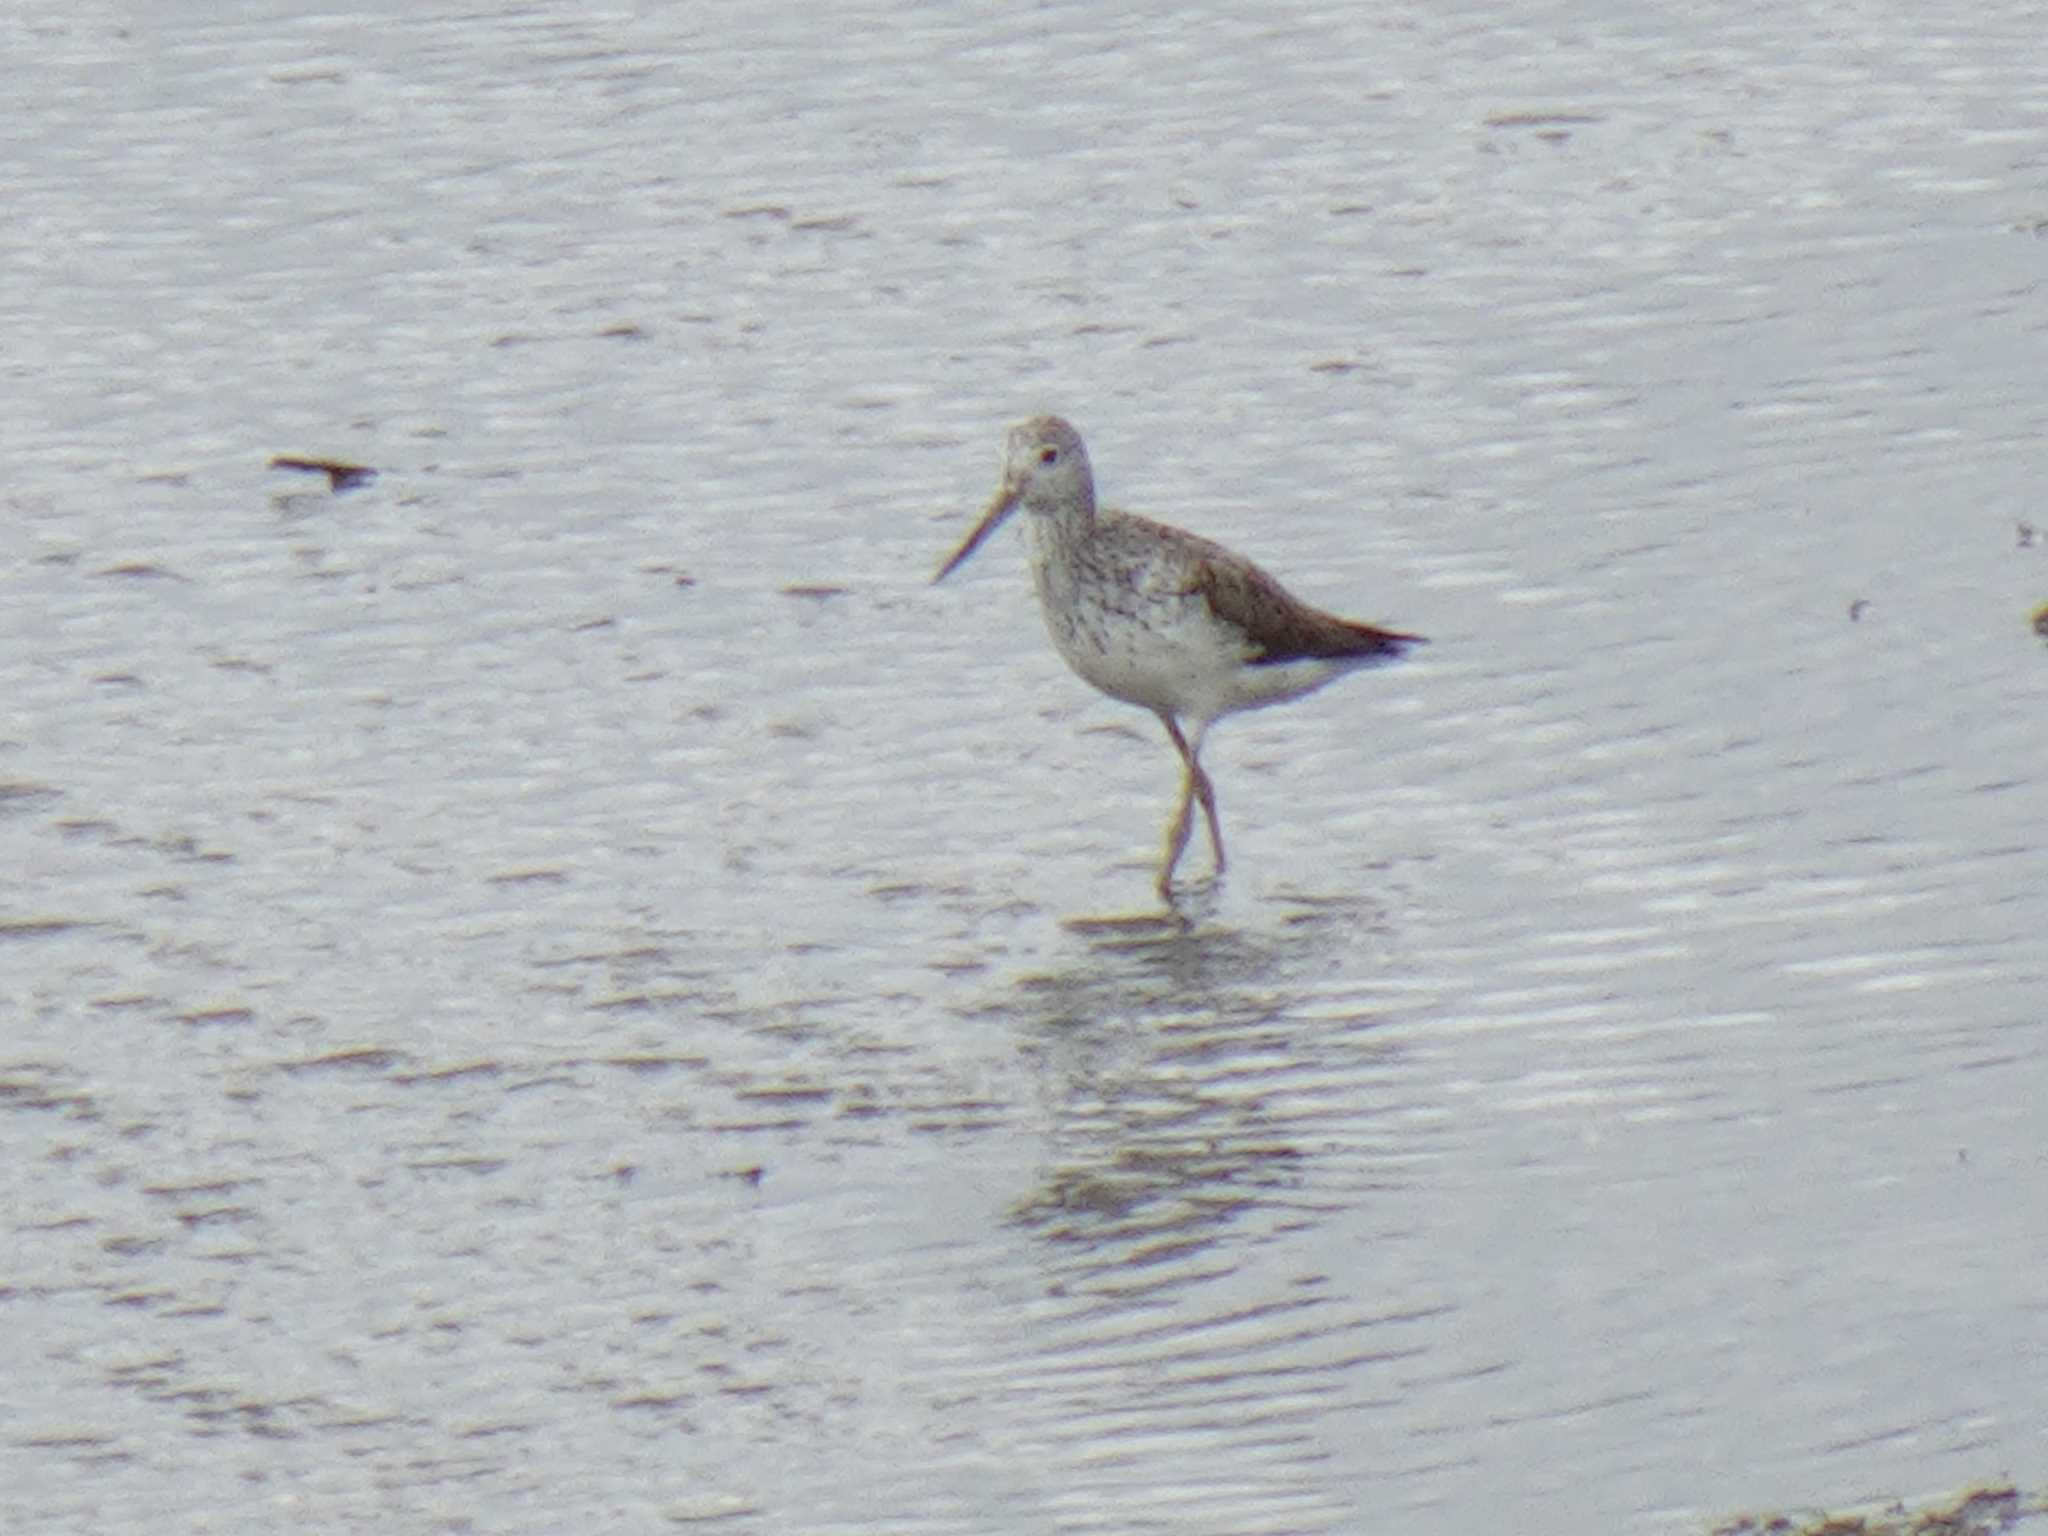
1039, 446, 1060, 465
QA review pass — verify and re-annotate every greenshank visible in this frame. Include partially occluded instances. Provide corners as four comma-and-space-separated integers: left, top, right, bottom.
935, 414, 1422, 897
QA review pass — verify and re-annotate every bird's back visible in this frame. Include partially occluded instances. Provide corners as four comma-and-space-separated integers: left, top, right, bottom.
1024, 506, 1419, 725
1103, 509, 1421, 664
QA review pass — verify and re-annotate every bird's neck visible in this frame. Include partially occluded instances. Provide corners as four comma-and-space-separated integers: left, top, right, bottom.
1022, 496, 1100, 604
1023, 489, 1095, 539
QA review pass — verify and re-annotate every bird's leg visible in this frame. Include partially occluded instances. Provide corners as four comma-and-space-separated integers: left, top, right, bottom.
1187, 727, 1225, 874
1159, 717, 1225, 893
1159, 779, 1194, 896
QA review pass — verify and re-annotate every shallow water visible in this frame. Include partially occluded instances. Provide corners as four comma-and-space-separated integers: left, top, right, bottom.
4, 2, 2047, 1532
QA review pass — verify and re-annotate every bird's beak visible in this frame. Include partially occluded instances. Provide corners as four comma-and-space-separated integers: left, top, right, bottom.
933, 479, 1022, 583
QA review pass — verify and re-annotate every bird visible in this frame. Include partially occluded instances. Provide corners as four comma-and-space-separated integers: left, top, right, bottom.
933, 414, 1422, 897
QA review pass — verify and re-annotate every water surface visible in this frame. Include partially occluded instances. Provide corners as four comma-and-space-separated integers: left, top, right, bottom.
4, 2, 2047, 1532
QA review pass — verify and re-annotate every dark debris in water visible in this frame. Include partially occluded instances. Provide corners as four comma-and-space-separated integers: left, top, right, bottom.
1708, 1483, 2041, 1536
1485, 110, 1605, 129
638, 561, 696, 588
0, 916, 89, 941
0, 781, 61, 817
176, 1005, 256, 1027
277, 1048, 404, 1075
269, 456, 376, 492
485, 867, 570, 886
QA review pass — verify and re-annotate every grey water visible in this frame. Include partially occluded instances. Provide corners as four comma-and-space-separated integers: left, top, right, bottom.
4, 2, 2046, 1532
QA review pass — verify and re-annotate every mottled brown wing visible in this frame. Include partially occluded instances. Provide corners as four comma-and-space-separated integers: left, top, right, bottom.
1191, 546, 1423, 664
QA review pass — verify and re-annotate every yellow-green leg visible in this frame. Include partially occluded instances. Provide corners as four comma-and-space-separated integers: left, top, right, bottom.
1158, 716, 1224, 895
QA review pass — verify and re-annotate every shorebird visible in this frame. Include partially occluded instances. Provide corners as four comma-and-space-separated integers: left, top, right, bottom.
934, 414, 1422, 897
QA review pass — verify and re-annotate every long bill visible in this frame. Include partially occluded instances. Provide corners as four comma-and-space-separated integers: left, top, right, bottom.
932, 483, 1022, 583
